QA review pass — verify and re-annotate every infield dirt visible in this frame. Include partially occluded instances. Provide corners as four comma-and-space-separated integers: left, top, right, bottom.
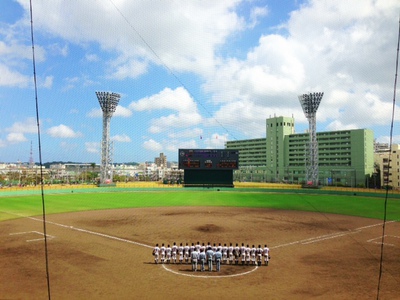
1, 206, 399, 299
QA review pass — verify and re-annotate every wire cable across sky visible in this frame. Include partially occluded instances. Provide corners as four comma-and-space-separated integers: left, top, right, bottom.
107, 0, 238, 141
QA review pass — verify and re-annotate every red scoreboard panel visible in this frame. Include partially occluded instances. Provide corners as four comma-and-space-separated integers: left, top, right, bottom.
178, 149, 239, 170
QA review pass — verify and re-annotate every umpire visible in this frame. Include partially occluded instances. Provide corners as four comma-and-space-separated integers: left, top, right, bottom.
206, 246, 214, 272
214, 249, 222, 272
199, 249, 206, 272
191, 248, 199, 271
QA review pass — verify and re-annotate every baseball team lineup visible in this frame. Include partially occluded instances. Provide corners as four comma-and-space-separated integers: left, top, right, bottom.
153, 242, 270, 272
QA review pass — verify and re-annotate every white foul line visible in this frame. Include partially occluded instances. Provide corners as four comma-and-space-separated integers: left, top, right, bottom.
29, 216, 153, 249
271, 220, 397, 249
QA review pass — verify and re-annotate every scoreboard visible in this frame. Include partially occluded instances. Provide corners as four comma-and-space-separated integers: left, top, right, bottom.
178, 149, 239, 170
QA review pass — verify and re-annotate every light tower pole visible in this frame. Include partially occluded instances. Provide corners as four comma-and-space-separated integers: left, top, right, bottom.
96, 91, 121, 185
298, 92, 323, 186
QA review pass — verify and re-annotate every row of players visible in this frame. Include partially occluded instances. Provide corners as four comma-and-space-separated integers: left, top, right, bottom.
152, 242, 270, 268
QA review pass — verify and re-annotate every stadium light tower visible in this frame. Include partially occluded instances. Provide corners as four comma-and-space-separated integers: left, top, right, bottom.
298, 92, 323, 186
96, 91, 121, 185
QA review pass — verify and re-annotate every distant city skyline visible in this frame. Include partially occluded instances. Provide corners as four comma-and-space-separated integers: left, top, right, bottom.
1, 1, 399, 164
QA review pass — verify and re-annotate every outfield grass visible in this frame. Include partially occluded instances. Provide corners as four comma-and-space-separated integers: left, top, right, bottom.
0, 190, 399, 222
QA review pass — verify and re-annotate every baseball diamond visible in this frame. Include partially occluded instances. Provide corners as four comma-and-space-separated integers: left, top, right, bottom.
0, 189, 399, 299
0, 206, 399, 299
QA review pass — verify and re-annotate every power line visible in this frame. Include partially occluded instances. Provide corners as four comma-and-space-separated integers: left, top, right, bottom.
107, 0, 237, 141
376, 17, 400, 300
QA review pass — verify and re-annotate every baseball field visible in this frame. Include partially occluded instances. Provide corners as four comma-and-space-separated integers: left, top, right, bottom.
0, 185, 399, 299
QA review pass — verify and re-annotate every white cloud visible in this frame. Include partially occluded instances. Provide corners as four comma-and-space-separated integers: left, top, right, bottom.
85, 53, 99, 62
202, 0, 400, 137
0, 63, 29, 87
87, 105, 131, 118
325, 120, 359, 132
143, 139, 162, 152
48, 43, 68, 57
108, 57, 149, 80
15, 0, 245, 78
6, 117, 38, 134
165, 139, 198, 152
47, 124, 82, 138
87, 108, 102, 118
0, 39, 45, 62
0, 26, 47, 87
41, 76, 53, 88
206, 100, 271, 138
85, 142, 99, 154
7, 132, 27, 143
168, 128, 203, 139
204, 133, 228, 149
248, 6, 268, 29
130, 87, 202, 133
112, 134, 131, 142
114, 106, 132, 117
1, 118, 38, 146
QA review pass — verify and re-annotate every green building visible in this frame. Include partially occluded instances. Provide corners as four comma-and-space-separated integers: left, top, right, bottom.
226, 116, 374, 187
224, 138, 267, 182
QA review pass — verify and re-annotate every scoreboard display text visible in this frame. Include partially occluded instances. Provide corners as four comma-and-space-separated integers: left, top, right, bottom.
178, 149, 239, 170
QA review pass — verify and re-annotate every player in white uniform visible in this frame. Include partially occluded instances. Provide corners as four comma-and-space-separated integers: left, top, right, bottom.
165, 244, 172, 263
172, 242, 178, 263
153, 244, 160, 264
251, 245, 257, 265
240, 243, 246, 265
160, 243, 166, 263
195, 241, 201, 252
178, 243, 184, 264
245, 245, 251, 265
184, 243, 190, 263
263, 244, 270, 266
228, 243, 234, 264
212, 244, 217, 264
234, 243, 240, 264
222, 243, 228, 263
200, 243, 206, 253
256, 245, 263, 266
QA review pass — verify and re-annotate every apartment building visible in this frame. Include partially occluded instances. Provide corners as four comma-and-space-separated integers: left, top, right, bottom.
226, 116, 374, 187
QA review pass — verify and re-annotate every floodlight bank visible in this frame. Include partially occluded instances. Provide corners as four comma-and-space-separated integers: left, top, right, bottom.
298, 92, 324, 186
96, 91, 121, 185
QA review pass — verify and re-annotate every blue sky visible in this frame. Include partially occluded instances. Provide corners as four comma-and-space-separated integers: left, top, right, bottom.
0, 0, 399, 164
